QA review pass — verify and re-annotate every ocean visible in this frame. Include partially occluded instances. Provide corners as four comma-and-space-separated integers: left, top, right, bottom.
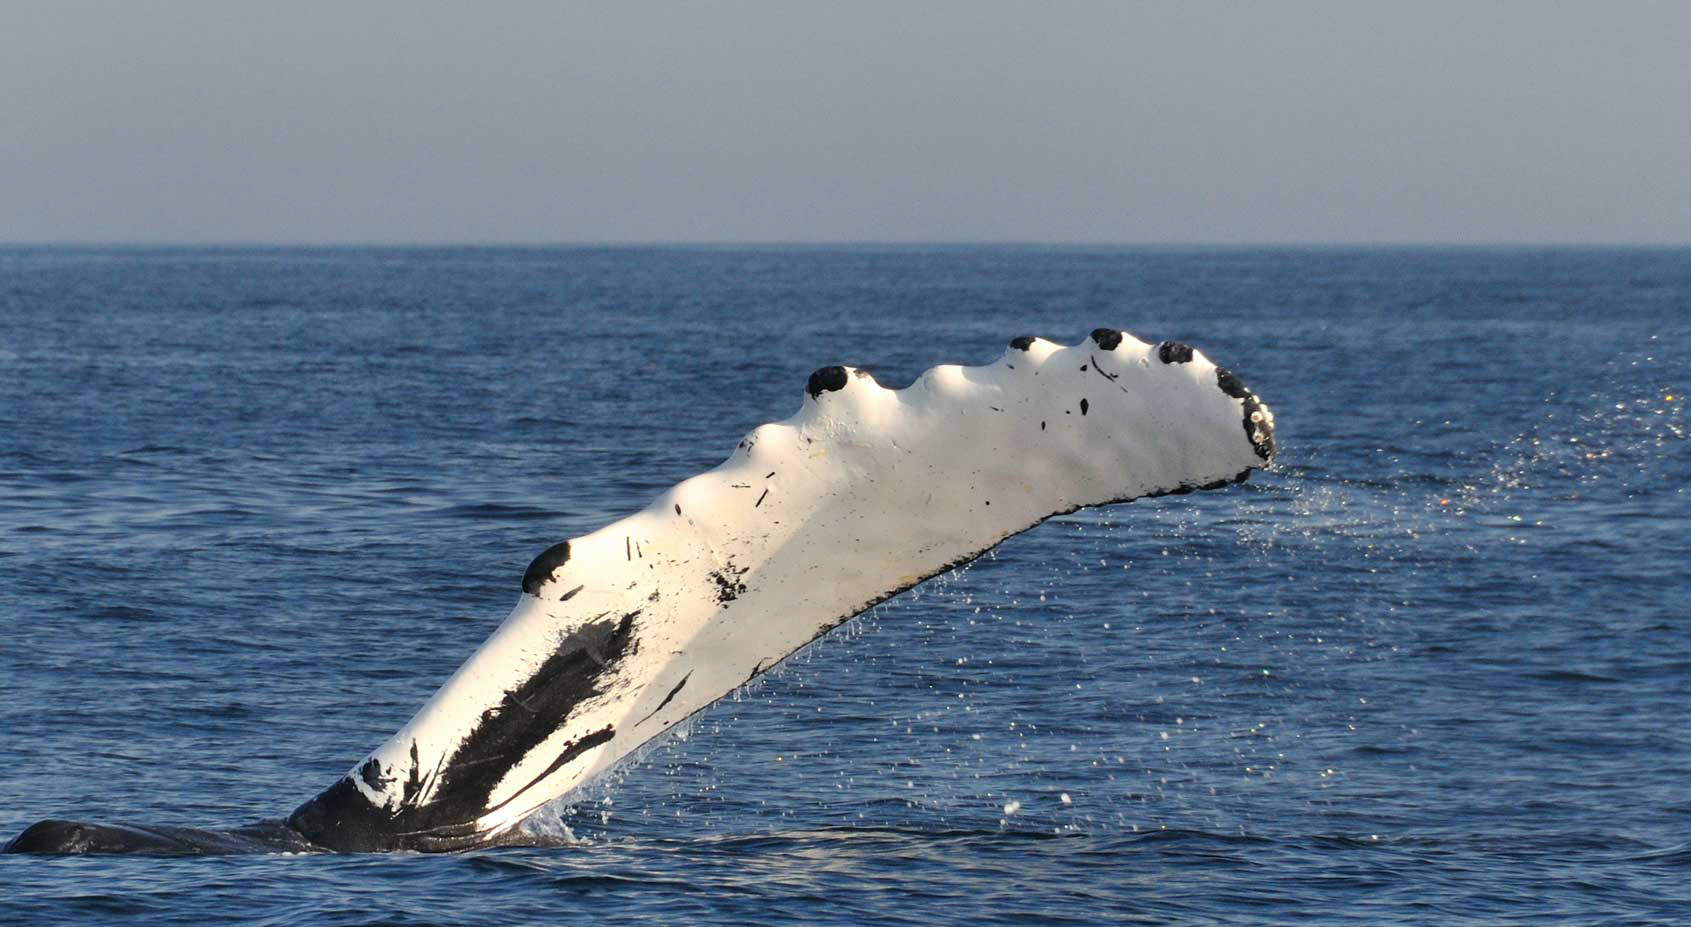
1, 246, 1686, 924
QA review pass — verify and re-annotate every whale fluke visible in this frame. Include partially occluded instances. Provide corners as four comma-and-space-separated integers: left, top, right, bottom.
7, 329, 1274, 854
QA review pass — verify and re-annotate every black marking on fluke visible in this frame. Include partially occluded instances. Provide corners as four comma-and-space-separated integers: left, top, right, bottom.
488, 726, 616, 819
1141, 468, 1254, 500
400, 740, 427, 806
284, 611, 640, 852
521, 542, 572, 595
636, 670, 693, 727
806, 366, 850, 398
1157, 341, 1195, 364
358, 758, 391, 791
1216, 367, 1276, 461
710, 563, 749, 605
1079, 398, 1089, 416
1090, 328, 1124, 351
1008, 335, 1040, 351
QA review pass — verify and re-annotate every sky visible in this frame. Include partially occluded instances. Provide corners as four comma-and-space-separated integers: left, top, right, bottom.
2, 1, 1688, 245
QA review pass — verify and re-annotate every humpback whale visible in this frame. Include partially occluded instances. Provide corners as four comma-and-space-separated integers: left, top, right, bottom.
6, 329, 1274, 854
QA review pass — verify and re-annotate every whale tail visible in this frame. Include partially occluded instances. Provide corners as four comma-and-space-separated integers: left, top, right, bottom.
6, 328, 1274, 855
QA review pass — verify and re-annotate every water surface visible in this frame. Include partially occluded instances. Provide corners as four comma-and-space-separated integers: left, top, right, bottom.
2, 246, 1687, 924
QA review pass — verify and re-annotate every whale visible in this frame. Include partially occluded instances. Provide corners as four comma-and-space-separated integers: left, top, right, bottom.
6, 328, 1274, 854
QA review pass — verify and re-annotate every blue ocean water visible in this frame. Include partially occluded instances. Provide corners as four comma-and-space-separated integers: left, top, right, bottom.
0, 246, 1686, 925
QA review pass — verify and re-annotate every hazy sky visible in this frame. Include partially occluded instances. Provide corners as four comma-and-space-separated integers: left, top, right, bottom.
3, 2, 1688, 244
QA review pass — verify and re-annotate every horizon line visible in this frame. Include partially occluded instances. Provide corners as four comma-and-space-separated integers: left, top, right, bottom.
3, 240, 1691, 251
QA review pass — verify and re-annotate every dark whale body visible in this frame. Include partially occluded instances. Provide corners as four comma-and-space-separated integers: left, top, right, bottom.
5, 819, 316, 856
3, 817, 568, 856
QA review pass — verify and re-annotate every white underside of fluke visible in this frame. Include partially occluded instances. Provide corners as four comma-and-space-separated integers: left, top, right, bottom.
327, 330, 1274, 844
